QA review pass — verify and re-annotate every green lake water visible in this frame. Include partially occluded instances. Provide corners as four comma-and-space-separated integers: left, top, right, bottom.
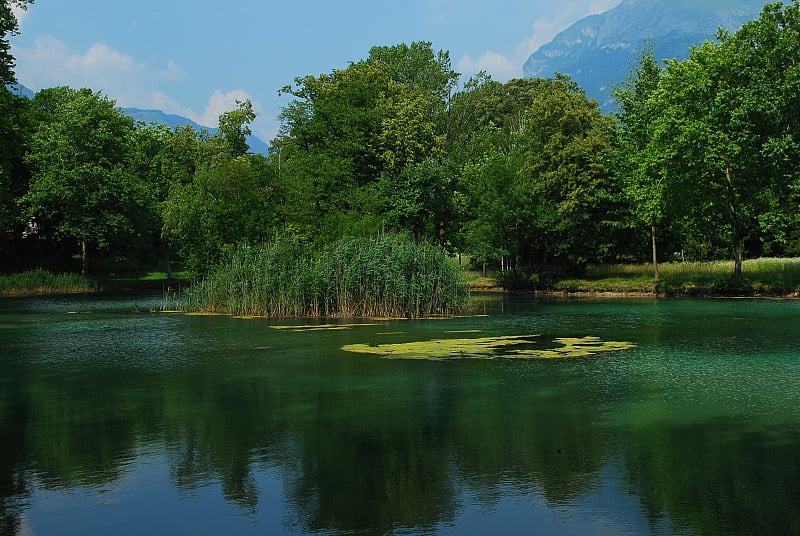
1, 294, 798, 535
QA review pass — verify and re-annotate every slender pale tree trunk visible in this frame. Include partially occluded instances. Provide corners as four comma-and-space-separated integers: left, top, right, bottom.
725, 165, 743, 279
81, 239, 88, 277
734, 240, 744, 279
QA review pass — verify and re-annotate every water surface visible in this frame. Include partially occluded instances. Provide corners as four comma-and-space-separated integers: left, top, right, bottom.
1, 294, 798, 535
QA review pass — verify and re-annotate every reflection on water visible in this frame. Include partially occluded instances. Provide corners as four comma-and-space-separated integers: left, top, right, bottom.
1, 294, 799, 535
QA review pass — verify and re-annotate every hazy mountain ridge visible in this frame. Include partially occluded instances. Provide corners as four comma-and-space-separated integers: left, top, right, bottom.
123, 107, 270, 155
524, 0, 766, 109
3, 85, 269, 155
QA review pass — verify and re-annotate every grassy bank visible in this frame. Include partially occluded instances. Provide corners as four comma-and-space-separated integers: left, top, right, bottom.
502, 258, 800, 296
0, 269, 95, 296
181, 235, 469, 317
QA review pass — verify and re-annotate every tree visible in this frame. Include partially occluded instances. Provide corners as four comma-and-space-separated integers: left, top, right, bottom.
516, 76, 617, 270
457, 77, 616, 276
161, 155, 278, 273
646, 1, 800, 277
613, 44, 666, 280
21, 87, 148, 275
730, 1, 800, 257
276, 42, 458, 241
380, 157, 458, 246
0, 0, 32, 86
0, 83, 30, 266
0, 1, 32, 267
216, 99, 255, 158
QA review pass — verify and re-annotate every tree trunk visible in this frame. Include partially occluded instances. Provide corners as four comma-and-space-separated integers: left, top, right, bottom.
734, 240, 744, 279
81, 239, 88, 277
725, 165, 743, 279
651, 218, 660, 282
165, 250, 174, 280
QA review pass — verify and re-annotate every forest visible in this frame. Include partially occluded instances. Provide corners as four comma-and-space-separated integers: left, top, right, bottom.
1, 1, 798, 288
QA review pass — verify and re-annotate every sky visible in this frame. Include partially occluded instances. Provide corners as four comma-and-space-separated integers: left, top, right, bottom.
10, 0, 621, 142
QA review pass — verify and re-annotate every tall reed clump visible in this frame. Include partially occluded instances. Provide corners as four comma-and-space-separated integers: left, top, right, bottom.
181, 234, 469, 318
0, 269, 94, 295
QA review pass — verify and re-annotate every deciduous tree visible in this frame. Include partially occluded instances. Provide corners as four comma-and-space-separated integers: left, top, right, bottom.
0, 0, 32, 86
21, 87, 146, 274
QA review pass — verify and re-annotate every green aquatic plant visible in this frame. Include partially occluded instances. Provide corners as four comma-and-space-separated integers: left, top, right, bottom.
341, 335, 635, 360
180, 234, 469, 318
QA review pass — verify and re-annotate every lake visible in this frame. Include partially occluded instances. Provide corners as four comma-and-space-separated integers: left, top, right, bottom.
1, 293, 798, 535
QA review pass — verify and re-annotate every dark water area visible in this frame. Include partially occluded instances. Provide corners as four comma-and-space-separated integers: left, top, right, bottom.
1, 294, 799, 535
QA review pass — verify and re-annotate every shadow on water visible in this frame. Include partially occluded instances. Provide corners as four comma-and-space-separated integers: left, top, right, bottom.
1, 294, 799, 535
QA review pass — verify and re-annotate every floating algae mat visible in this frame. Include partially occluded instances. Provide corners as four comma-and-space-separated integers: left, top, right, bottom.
271, 323, 378, 332
341, 335, 635, 360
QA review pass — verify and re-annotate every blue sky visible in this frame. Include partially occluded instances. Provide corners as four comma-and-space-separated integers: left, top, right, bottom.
10, 0, 621, 141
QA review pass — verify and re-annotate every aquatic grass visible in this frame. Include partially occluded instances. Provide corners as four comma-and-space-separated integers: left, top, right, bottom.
0, 269, 94, 295
341, 335, 636, 360
180, 234, 470, 318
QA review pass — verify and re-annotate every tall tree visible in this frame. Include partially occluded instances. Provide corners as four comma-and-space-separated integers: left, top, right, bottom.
647, 1, 800, 277
21, 87, 147, 274
0, 86, 30, 266
613, 44, 666, 280
731, 0, 800, 257
0, 0, 32, 267
458, 77, 616, 275
276, 42, 458, 241
0, 0, 32, 86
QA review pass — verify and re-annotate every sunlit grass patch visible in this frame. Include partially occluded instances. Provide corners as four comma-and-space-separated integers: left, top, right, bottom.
577, 258, 800, 295
0, 269, 93, 295
341, 334, 635, 360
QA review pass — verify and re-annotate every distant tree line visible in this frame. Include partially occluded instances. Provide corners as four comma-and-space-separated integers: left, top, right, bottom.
1, 1, 798, 283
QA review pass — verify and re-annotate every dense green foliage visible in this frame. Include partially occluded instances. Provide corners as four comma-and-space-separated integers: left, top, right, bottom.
0, 0, 31, 86
182, 234, 468, 317
2, 3, 799, 294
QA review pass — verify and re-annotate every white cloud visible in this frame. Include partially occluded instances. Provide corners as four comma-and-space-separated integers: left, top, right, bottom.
11, 4, 28, 26
64, 42, 145, 89
159, 60, 185, 81
198, 89, 256, 127
15, 36, 158, 103
12, 35, 269, 137
457, 52, 520, 81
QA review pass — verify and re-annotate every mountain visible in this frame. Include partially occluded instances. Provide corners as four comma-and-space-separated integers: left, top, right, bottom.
5, 83, 35, 99
3, 85, 269, 155
122, 107, 270, 155
523, 0, 766, 110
